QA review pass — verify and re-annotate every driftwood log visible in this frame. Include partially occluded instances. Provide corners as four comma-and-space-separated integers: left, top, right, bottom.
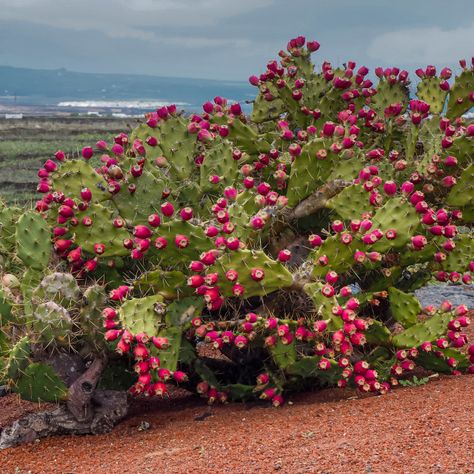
67, 356, 108, 422
0, 353, 129, 450
0, 390, 128, 449
268, 179, 349, 254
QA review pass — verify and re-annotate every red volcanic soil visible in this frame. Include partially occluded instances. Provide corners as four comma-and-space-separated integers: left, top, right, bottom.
1, 375, 474, 473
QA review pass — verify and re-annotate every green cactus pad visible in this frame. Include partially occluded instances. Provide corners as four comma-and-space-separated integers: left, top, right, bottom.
73, 202, 130, 257
269, 338, 297, 369
135, 269, 188, 299
303, 74, 332, 111
153, 326, 182, 372
179, 339, 197, 365
447, 163, 474, 218
370, 197, 420, 252
0, 289, 13, 325
0, 206, 22, 253
14, 362, 68, 402
5, 336, 30, 380
118, 294, 165, 336
223, 383, 256, 402
193, 358, 220, 387
439, 234, 474, 273
0, 332, 9, 358
15, 211, 51, 270
415, 348, 469, 373
286, 356, 339, 384
317, 88, 348, 123
310, 234, 361, 278
327, 154, 364, 182
79, 284, 108, 347
445, 135, 473, 169
388, 287, 421, 327
21, 268, 43, 320
326, 184, 370, 220
417, 119, 444, 174
272, 83, 308, 127
227, 199, 253, 242
370, 79, 409, 116
303, 282, 342, 330
112, 169, 171, 225
150, 219, 209, 267
399, 241, 438, 267
364, 319, 391, 346
211, 249, 293, 297
286, 139, 337, 207
226, 118, 271, 154
97, 363, 137, 391
392, 311, 453, 348
291, 52, 315, 79
132, 115, 197, 180
51, 160, 110, 202
366, 267, 403, 292
251, 88, 285, 123
446, 69, 474, 119
164, 297, 204, 327
199, 139, 238, 194
416, 77, 448, 114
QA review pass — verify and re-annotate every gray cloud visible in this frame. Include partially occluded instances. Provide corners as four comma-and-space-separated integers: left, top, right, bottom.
0, 0, 472, 80
0, 0, 274, 38
368, 23, 474, 66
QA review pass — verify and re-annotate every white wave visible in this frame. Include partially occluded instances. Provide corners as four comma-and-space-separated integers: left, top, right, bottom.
57, 100, 189, 108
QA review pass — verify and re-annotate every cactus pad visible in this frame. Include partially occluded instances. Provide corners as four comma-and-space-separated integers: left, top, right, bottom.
211, 249, 293, 297
416, 77, 448, 114
73, 203, 130, 257
392, 311, 453, 348
326, 184, 369, 221
15, 211, 51, 270
33, 301, 74, 344
388, 287, 421, 327
14, 362, 68, 402
446, 69, 474, 119
51, 160, 110, 202
118, 294, 165, 336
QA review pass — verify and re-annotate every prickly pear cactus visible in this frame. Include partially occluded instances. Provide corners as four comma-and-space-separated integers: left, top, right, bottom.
20, 35, 474, 406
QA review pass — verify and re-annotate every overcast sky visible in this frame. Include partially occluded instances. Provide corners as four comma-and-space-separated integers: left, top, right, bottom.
0, 0, 472, 80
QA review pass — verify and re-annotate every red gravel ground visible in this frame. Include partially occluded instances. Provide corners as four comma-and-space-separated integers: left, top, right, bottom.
1, 375, 474, 473
0, 395, 55, 429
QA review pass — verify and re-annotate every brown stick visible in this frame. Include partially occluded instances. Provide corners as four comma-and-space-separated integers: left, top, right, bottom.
67, 355, 107, 422
268, 179, 349, 255
290, 179, 349, 220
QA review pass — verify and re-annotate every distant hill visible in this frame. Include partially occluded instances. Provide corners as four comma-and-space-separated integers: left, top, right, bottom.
0, 65, 254, 108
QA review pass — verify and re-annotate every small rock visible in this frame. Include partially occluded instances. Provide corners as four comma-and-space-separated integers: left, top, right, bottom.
137, 421, 151, 431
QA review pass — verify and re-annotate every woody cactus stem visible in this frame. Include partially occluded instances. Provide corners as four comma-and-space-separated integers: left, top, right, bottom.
24, 35, 474, 407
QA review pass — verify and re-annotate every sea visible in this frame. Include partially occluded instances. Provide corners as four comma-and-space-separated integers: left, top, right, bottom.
0, 67, 256, 117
